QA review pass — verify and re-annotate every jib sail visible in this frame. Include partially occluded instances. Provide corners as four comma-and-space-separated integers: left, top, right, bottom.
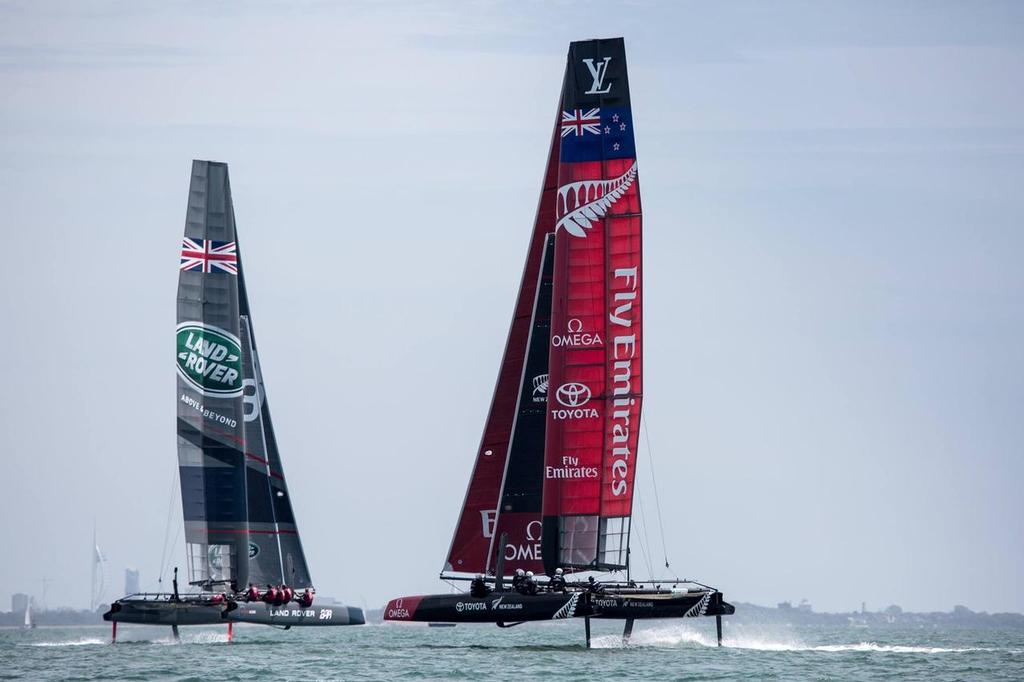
443, 115, 563, 577
541, 38, 642, 575
176, 160, 311, 589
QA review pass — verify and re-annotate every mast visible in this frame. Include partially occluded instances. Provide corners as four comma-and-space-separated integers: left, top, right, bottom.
541, 38, 642, 576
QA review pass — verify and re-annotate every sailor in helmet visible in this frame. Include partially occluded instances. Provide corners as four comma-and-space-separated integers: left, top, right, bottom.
511, 568, 526, 593
550, 568, 566, 593
470, 573, 490, 598
523, 571, 538, 596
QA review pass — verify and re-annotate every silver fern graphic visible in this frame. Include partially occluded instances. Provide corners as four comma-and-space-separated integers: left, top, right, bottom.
556, 161, 639, 238
684, 591, 713, 618
551, 593, 580, 620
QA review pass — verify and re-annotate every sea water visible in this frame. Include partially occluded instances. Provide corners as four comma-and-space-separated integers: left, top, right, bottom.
2, 620, 1022, 680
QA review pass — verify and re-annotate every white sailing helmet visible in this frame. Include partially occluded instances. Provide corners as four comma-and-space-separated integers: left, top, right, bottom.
526, 571, 534, 578
475, 573, 484, 579
516, 568, 525, 577
555, 568, 564, 575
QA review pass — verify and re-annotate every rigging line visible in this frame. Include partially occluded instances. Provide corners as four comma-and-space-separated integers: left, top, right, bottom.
633, 483, 655, 579
157, 467, 179, 587
642, 417, 672, 572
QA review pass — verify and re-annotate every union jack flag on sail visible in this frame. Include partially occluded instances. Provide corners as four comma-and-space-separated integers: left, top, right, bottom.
561, 108, 601, 137
180, 238, 238, 274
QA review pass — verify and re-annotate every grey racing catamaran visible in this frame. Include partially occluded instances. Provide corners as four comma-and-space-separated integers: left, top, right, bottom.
104, 161, 363, 641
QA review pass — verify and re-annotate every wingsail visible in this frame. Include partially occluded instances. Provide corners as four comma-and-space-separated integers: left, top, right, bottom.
444, 37, 642, 578
541, 38, 642, 574
176, 160, 310, 590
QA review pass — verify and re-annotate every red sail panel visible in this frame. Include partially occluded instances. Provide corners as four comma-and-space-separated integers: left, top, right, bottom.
443, 118, 562, 576
542, 38, 642, 573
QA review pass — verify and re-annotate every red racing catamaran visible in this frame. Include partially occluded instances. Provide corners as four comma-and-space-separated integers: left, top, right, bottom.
384, 38, 733, 647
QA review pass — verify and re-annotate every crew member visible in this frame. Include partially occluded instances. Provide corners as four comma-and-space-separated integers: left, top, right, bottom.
246, 583, 260, 602
263, 584, 278, 604
550, 568, 566, 593
523, 571, 538, 596
470, 574, 490, 598
511, 568, 526, 593
587, 576, 603, 594
298, 588, 314, 608
281, 585, 294, 604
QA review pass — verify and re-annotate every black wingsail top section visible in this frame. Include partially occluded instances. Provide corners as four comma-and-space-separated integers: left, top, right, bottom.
176, 160, 311, 590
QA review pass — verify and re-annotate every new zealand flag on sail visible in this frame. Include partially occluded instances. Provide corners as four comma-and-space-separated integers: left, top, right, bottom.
559, 38, 635, 163
559, 106, 636, 162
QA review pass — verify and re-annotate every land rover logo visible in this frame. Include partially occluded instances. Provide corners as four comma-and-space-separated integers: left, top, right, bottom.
248, 542, 259, 559
555, 382, 591, 408
176, 322, 243, 397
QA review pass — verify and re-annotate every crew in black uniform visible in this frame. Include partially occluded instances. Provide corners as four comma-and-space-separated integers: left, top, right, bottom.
511, 568, 526, 593
549, 568, 566, 593
470, 573, 490, 598
524, 571, 538, 595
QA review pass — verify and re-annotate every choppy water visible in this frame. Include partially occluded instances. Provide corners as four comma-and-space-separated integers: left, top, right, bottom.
3, 620, 1022, 680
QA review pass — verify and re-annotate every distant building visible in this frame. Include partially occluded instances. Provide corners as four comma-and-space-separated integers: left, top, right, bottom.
124, 568, 140, 595
11, 593, 29, 614
797, 599, 812, 612
777, 601, 792, 610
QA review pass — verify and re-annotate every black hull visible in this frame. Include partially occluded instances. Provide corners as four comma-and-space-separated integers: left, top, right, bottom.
384, 589, 733, 624
104, 599, 225, 626
104, 596, 364, 627
226, 602, 364, 626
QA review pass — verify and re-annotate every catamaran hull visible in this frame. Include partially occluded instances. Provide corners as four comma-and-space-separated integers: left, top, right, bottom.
226, 602, 364, 626
104, 600, 364, 627
385, 592, 583, 623
587, 591, 735, 619
103, 600, 225, 626
384, 590, 732, 624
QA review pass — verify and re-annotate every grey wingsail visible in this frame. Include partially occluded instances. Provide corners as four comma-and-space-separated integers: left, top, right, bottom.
176, 160, 250, 590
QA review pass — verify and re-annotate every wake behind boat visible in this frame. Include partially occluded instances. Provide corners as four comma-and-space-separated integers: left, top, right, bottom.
104, 161, 363, 641
384, 38, 733, 647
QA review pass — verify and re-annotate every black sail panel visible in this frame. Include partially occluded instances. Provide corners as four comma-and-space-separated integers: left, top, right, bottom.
490, 234, 555, 575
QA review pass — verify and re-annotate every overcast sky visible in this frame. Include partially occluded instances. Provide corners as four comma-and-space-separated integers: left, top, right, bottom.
1, 0, 1022, 615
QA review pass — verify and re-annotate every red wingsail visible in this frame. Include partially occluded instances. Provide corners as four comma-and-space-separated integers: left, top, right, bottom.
446, 38, 642, 579
542, 38, 642, 574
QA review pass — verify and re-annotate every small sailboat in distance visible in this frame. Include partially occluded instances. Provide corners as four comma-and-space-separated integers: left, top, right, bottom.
104, 161, 364, 641
384, 38, 733, 647
22, 599, 35, 630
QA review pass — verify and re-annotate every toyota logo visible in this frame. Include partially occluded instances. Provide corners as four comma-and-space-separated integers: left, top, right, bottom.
556, 382, 591, 407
